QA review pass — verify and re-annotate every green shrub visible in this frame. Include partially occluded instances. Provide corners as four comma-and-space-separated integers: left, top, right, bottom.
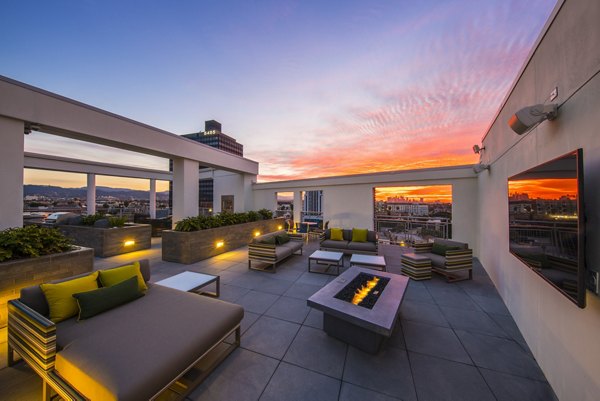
81, 213, 105, 226
108, 217, 127, 227
174, 210, 275, 232
0, 225, 73, 262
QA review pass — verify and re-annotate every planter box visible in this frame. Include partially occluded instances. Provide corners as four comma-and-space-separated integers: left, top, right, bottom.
58, 224, 152, 257
162, 218, 285, 264
0, 246, 94, 327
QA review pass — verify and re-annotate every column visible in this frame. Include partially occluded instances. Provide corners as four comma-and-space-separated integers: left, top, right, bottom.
86, 174, 96, 215
149, 179, 156, 219
172, 158, 199, 228
293, 191, 303, 224
0, 117, 24, 229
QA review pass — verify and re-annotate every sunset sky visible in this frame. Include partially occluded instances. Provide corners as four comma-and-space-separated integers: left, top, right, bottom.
1, 1, 556, 190
508, 179, 578, 200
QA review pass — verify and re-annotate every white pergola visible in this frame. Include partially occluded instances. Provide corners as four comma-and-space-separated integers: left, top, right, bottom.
0, 75, 259, 230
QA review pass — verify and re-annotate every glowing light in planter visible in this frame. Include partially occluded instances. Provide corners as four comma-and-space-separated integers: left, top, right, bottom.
254, 231, 261, 237
215, 241, 225, 248
124, 240, 136, 247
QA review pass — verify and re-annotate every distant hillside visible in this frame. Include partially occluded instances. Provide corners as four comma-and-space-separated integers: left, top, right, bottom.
24, 185, 170, 200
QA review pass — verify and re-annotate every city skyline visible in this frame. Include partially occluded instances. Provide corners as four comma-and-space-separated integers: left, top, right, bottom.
2, 1, 556, 188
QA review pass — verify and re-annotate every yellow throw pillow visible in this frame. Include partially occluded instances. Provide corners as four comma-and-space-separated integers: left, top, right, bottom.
351, 228, 368, 243
98, 261, 147, 292
40, 272, 99, 323
330, 228, 344, 241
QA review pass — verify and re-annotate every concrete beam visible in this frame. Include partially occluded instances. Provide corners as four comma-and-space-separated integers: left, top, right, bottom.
0, 75, 258, 175
172, 158, 199, 226
24, 152, 172, 181
87, 174, 96, 215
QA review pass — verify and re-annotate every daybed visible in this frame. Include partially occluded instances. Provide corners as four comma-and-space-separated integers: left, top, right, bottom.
248, 230, 303, 272
7, 260, 243, 401
319, 228, 378, 255
414, 238, 473, 282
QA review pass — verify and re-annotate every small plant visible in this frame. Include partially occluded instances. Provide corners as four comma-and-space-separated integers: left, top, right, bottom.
108, 216, 127, 227
174, 210, 275, 232
81, 213, 105, 226
0, 225, 73, 262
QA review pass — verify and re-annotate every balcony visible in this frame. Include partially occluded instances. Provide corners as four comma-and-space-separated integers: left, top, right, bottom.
0, 237, 556, 400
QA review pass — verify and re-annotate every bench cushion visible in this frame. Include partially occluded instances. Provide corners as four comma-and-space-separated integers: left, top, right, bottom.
321, 239, 349, 250
55, 285, 243, 401
347, 241, 377, 253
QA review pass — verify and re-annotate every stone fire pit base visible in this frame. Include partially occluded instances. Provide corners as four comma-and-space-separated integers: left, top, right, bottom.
307, 266, 409, 354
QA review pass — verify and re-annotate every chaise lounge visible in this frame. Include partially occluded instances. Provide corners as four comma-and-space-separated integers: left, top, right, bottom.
7, 260, 243, 401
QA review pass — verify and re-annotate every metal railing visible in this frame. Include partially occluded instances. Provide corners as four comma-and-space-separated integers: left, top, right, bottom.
374, 215, 451, 244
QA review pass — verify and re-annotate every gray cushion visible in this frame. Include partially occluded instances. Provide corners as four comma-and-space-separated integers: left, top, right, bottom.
253, 230, 286, 244
279, 241, 302, 253
433, 238, 468, 250
321, 239, 349, 250
275, 246, 293, 260
366, 231, 377, 243
347, 241, 377, 253
20, 260, 151, 317
422, 253, 446, 268
342, 229, 353, 241
55, 285, 243, 401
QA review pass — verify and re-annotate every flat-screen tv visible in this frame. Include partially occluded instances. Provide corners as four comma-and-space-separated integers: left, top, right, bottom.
508, 149, 585, 308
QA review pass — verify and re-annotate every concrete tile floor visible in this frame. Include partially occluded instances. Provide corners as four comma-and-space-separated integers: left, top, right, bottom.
0, 239, 557, 401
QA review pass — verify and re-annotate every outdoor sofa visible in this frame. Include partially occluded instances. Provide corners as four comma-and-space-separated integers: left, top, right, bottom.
319, 228, 378, 255
248, 229, 304, 272
414, 238, 474, 282
7, 260, 243, 401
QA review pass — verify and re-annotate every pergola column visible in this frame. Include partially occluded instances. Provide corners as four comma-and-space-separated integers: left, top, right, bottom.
172, 158, 199, 228
0, 117, 24, 229
86, 173, 96, 215
149, 179, 156, 219
293, 191, 303, 224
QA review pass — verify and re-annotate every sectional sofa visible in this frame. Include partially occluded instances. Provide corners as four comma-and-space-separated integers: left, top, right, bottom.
414, 238, 474, 282
7, 260, 243, 401
319, 228, 378, 255
248, 230, 304, 272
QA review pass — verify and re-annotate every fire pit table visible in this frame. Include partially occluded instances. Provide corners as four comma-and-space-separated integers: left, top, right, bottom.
307, 266, 408, 354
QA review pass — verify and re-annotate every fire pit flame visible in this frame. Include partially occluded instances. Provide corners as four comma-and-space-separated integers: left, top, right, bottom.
351, 276, 380, 305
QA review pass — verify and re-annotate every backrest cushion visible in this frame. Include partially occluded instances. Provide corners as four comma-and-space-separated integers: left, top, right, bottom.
73, 276, 144, 320
431, 242, 460, 256
433, 238, 468, 250
20, 259, 151, 317
351, 228, 368, 243
330, 228, 344, 241
98, 261, 148, 292
366, 230, 377, 243
40, 271, 100, 323
253, 230, 285, 244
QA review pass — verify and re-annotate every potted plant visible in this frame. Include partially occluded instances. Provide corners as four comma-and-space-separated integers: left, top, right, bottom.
162, 209, 284, 264
0, 225, 94, 327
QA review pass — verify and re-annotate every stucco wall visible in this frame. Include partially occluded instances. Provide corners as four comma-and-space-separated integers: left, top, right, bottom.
479, 1, 600, 399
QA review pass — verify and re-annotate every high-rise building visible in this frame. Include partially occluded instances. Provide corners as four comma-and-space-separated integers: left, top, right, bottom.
169, 120, 244, 212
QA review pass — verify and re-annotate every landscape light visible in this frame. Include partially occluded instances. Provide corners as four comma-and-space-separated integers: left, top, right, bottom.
277, 225, 283, 230
124, 240, 135, 246
215, 241, 224, 248
254, 231, 261, 237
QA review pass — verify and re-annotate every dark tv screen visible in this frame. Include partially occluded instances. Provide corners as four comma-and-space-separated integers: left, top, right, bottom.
508, 149, 585, 308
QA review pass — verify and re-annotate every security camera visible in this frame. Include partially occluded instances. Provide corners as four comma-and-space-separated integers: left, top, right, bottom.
508, 104, 557, 135
473, 163, 490, 174
472, 145, 485, 154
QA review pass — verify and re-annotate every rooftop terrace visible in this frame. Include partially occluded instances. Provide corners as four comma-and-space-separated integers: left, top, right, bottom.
1, 238, 557, 400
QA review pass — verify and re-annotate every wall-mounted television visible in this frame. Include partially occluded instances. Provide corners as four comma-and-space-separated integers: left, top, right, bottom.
508, 149, 585, 308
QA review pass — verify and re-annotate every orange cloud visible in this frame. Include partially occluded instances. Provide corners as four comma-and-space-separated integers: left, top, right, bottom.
375, 185, 452, 202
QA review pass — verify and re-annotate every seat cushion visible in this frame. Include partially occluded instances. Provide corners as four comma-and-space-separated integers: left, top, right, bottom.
280, 241, 302, 254
422, 253, 446, 268
321, 239, 349, 250
348, 241, 377, 253
55, 285, 243, 401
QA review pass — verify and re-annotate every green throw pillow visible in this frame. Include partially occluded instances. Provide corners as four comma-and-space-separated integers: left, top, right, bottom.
40, 272, 100, 323
431, 243, 460, 256
351, 228, 368, 243
260, 236, 277, 245
276, 233, 290, 245
73, 276, 144, 320
98, 261, 147, 292
330, 228, 344, 241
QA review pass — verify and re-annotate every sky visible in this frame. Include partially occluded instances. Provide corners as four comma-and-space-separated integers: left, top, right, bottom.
508, 179, 578, 200
1, 0, 557, 189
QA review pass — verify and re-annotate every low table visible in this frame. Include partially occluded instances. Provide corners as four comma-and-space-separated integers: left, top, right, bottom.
155, 271, 220, 297
308, 250, 344, 275
401, 252, 432, 280
307, 266, 409, 354
350, 254, 386, 271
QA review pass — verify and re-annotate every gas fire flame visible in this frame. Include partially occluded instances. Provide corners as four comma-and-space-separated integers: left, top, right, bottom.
351, 276, 380, 305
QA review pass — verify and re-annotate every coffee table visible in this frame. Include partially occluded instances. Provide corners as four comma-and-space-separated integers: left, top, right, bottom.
308, 250, 344, 275
349, 254, 386, 271
155, 271, 220, 297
